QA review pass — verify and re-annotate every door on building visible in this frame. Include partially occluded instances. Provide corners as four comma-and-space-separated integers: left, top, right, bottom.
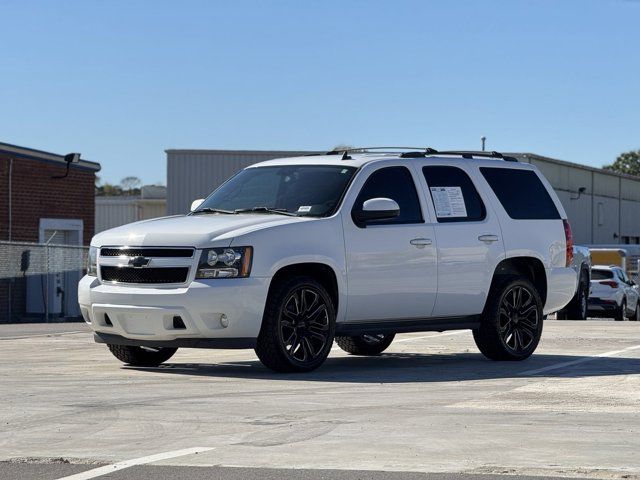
26, 219, 83, 319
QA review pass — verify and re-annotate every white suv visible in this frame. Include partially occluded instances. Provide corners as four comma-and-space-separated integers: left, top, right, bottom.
79, 148, 577, 372
588, 265, 640, 321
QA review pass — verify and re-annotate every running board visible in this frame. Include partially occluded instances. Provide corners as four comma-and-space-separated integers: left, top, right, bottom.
335, 316, 480, 336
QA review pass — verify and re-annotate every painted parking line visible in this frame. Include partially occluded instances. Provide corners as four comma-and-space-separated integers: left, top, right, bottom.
0, 331, 87, 341
53, 447, 215, 480
520, 344, 640, 376
394, 330, 469, 343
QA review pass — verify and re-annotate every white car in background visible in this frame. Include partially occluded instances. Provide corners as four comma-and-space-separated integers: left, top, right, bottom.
588, 265, 640, 321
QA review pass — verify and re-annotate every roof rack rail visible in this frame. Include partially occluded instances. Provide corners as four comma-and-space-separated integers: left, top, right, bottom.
323, 147, 517, 162
328, 146, 432, 154
399, 148, 517, 162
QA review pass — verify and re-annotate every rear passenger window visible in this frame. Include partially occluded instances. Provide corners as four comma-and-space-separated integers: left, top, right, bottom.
353, 166, 423, 225
422, 166, 486, 222
592, 269, 613, 280
480, 167, 560, 220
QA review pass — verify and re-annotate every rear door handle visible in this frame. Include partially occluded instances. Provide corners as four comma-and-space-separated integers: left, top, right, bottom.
410, 238, 432, 248
478, 234, 499, 243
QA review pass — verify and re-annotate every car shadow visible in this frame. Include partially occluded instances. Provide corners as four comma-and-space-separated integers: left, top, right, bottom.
125, 351, 640, 383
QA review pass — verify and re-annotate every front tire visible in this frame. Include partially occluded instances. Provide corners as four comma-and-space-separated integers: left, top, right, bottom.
628, 302, 639, 321
255, 276, 336, 372
335, 333, 396, 355
473, 277, 543, 361
107, 344, 177, 367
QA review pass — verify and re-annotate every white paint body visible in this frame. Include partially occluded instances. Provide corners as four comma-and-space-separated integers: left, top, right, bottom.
588, 265, 639, 316
79, 154, 576, 342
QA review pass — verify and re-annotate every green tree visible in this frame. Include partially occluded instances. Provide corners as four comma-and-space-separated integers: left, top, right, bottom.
604, 150, 640, 177
120, 176, 142, 191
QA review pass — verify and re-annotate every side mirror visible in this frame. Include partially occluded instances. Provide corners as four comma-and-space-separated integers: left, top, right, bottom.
353, 198, 400, 225
190, 199, 205, 212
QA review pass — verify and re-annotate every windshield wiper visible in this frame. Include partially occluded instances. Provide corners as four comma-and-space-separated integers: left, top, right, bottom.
191, 207, 235, 215
234, 207, 298, 217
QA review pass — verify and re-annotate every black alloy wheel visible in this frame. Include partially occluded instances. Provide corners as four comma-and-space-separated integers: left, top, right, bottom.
473, 277, 543, 361
255, 276, 336, 373
279, 287, 332, 364
498, 285, 540, 354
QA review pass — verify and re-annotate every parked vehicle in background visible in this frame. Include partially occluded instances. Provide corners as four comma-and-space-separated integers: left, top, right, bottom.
589, 245, 640, 284
588, 265, 640, 321
557, 245, 591, 320
79, 147, 577, 372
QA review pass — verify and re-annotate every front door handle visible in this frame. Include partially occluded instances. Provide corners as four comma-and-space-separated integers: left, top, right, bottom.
478, 234, 499, 244
410, 238, 432, 248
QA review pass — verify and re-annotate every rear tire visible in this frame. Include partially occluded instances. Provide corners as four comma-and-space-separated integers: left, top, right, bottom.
614, 299, 626, 321
335, 333, 395, 355
107, 344, 177, 367
255, 276, 336, 373
565, 277, 589, 320
473, 276, 543, 361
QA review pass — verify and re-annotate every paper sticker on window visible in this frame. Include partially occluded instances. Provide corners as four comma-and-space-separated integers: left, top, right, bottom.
297, 205, 312, 213
430, 186, 467, 218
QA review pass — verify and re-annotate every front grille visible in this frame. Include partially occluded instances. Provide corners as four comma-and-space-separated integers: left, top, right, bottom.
101, 266, 189, 284
100, 247, 194, 258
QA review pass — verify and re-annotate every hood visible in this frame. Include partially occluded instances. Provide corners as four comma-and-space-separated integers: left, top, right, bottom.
92, 213, 313, 247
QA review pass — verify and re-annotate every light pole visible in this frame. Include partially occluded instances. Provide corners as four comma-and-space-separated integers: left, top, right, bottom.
481, 136, 486, 152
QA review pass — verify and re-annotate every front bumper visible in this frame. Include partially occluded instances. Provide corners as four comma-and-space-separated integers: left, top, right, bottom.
78, 275, 270, 346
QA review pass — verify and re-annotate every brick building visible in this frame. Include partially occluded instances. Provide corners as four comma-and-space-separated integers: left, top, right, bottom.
0, 142, 101, 322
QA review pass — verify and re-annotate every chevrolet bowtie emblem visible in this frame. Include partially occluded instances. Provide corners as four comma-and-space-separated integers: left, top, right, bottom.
128, 256, 151, 268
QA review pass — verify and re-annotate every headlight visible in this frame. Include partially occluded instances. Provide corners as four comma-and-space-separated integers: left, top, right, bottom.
87, 246, 98, 276
196, 247, 253, 279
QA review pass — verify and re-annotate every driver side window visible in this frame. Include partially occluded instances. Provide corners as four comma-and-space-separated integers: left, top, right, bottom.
352, 166, 423, 226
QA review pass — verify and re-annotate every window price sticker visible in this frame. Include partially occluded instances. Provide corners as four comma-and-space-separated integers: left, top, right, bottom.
430, 186, 467, 218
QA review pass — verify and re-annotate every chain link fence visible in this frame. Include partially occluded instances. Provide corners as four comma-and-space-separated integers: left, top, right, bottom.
0, 241, 88, 323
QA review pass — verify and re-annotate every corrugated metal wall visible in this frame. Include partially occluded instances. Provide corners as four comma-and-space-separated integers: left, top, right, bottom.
166, 149, 640, 246
95, 197, 167, 233
519, 154, 640, 245
166, 150, 316, 215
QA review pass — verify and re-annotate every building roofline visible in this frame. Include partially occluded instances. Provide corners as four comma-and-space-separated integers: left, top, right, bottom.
166, 147, 640, 182
0, 141, 101, 172
165, 148, 321, 155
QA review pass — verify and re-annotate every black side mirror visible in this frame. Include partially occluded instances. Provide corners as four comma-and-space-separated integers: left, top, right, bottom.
353, 198, 400, 226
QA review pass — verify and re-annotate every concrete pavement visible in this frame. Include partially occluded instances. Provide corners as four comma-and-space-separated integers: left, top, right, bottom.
0, 320, 639, 479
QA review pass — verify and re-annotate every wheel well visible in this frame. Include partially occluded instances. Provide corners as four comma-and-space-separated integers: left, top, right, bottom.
268, 263, 339, 311
490, 257, 547, 306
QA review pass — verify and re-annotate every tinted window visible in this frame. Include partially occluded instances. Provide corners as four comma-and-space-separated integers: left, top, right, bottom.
352, 167, 423, 225
422, 166, 486, 223
480, 168, 560, 220
616, 269, 630, 284
592, 269, 613, 280
198, 165, 357, 217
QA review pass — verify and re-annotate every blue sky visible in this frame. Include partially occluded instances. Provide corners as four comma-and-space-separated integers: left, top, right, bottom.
1, 0, 639, 185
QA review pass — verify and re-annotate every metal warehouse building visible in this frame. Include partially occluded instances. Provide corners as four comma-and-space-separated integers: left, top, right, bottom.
166, 149, 640, 246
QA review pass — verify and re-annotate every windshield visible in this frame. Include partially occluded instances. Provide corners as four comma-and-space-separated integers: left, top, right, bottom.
196, 165, 357, 217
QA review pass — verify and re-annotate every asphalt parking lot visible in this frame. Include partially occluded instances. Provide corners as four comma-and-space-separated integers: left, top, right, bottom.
1, 319, 639, 480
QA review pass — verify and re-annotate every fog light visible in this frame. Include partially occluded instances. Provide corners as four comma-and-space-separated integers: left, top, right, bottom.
220, 314, 229, 328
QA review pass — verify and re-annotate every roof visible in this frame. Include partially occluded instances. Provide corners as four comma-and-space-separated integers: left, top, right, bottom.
0, 141, 101, 172
248, 152, 537, 170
